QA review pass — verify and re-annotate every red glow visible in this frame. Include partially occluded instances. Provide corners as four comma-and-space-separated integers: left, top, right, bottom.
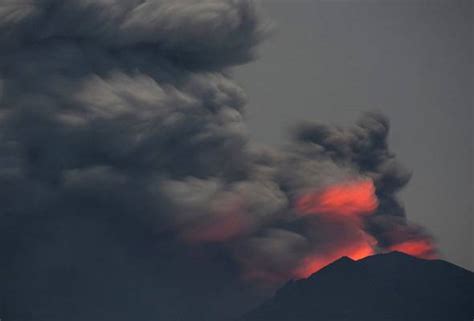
388, 239, 437, 259
296, 179, 378, 217
183, 201, 250, 243
292, 241, 375, 279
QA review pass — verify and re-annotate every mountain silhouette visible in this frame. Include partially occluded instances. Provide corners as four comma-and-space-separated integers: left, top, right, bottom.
240, 252, 473, 321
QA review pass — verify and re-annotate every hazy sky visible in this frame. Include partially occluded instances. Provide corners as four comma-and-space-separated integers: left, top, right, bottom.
235, 0, 472, 269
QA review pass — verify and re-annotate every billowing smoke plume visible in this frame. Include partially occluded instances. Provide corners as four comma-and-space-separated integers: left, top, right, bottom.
0, 0, 435, 299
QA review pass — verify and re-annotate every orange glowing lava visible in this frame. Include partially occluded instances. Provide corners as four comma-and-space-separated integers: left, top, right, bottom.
388, 239, 437, 259
293, 241, 375, 279
296, 179, 378, 217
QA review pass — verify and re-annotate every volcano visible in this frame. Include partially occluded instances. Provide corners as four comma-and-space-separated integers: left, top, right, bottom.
240, 252, 473, 321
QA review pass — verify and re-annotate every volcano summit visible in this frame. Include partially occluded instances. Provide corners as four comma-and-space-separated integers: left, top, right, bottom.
240, 252, 474, 321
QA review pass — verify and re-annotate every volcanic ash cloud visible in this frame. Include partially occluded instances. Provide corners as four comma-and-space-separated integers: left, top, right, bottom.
0, 0, 435, 285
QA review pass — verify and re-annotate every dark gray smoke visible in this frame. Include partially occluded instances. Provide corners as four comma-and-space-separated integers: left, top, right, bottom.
0, 1, 435, 320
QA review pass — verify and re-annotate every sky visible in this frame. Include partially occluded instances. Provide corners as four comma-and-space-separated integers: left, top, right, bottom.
235, 0, 473, 270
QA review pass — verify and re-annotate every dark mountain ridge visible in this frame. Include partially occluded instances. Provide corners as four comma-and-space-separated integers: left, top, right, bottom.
240, 252, 473, 321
